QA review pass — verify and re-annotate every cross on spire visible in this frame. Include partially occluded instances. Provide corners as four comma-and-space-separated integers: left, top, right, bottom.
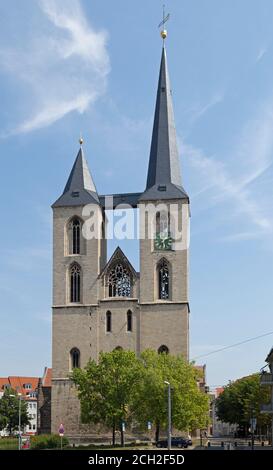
158, 4, 170, 41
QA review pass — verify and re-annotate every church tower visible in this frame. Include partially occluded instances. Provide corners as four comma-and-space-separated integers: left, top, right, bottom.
51, 145, 107, 434
51, 41, 190, 435
138, 45, 190, 357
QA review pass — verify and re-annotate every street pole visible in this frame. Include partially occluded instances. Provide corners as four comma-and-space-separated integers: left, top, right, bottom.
18, 394, 22, 451
250, 407, 255, 451
164, 381, 172, 450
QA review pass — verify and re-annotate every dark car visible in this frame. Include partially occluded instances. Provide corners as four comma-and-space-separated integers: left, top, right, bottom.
156, 437, 189, 448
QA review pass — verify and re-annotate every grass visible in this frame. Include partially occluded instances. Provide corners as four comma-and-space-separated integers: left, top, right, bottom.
0, 438, 18, 450
0, 438, 151, 451
0, 437, 197, 451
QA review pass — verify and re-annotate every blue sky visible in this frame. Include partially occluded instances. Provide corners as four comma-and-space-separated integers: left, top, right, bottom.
0, 0, 273, 389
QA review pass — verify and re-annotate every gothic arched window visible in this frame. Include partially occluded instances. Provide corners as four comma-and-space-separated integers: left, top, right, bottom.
70, 348, 80, 368
108, 264, 131, 298
158, 259, 170, 300
127, 310, 133, 332
70, 263, 81, 303
72, 218, 81, 254
158, 345, 169, 354
106, 311, 112, 332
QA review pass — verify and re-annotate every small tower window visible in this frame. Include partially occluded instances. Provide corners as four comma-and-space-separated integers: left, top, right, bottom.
127, 310, 133, 332
70, 263, 81, 303
158, 345, 169, 354
106, 311, 112, 332
158, 259, 170, 300
70, 348, 80, 368
155, 211, 172, 250
108, 264, 131, 298
156, 211, 170, 237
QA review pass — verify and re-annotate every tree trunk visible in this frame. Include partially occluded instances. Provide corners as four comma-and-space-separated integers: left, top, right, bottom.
155, 421, 160, 442
112, 419, 116, 446
120, 423, 125, 447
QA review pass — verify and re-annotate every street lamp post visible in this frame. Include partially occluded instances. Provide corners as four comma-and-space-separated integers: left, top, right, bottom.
164, 381, 172, 451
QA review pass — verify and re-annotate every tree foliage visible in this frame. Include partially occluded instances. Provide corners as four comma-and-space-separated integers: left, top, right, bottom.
131, 350, 209, 439
72, 349, 141, 445
72, 349, 209, 443
216, 374, 271, 428
0, 389, 30, 435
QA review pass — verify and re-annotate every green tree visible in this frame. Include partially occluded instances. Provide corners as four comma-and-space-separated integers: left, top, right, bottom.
216, 374, 271, 433
72, 349, 141, 446
131, 350, 209, 441
0, 389, 30, 435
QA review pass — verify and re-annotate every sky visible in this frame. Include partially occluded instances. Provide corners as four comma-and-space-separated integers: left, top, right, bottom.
0, 0, 273, 389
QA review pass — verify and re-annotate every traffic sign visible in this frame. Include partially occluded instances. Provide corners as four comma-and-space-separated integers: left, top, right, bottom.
59, 423, 64, 436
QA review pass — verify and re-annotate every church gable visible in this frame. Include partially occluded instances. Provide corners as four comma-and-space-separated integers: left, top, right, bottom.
99, 247, 138, 299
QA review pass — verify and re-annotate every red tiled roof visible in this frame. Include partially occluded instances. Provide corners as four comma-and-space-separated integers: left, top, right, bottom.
0, 378, 9, 390
42, 367, 52, 387
0, 376, 39, 397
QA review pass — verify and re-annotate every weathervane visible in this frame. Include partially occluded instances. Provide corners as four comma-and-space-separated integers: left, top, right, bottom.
158, 4, 170, 41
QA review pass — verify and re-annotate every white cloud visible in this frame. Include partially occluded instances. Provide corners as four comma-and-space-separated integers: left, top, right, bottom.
182, 100, 273, 241
187, 92, 225, 124
40, 0, 109, 73
220, 231, 264, 242
256, 47, 267, 63
0, 0, 110, 135
15, 93, 94, 134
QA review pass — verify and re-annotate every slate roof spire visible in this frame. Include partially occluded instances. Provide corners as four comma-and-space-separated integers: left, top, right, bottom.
52, 144, 100, 207
140, 46, 188, 201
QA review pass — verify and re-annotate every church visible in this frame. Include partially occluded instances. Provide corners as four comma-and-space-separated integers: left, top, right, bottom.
51, 38, 190, 435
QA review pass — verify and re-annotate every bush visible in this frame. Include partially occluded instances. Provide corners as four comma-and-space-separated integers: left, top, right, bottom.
31, 434, 69, 450
0, 437, 18, 450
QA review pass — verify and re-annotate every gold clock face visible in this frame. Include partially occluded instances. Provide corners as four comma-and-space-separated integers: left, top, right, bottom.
154, 234, 172, 250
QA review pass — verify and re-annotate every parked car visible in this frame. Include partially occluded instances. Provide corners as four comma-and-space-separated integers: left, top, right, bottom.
156, 437, 189, 448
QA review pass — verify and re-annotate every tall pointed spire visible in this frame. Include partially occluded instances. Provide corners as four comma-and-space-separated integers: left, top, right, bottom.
52, 144, 100, 207
140, 46, 188, 201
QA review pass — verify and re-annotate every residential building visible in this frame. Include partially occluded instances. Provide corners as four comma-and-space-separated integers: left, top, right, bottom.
0, 376, 39, 436
209, 387, 237, 437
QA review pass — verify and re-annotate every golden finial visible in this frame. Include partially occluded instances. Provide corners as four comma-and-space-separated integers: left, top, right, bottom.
158, 5, 170, 41
161, 30, 168, 40
79, 135, 84, 146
